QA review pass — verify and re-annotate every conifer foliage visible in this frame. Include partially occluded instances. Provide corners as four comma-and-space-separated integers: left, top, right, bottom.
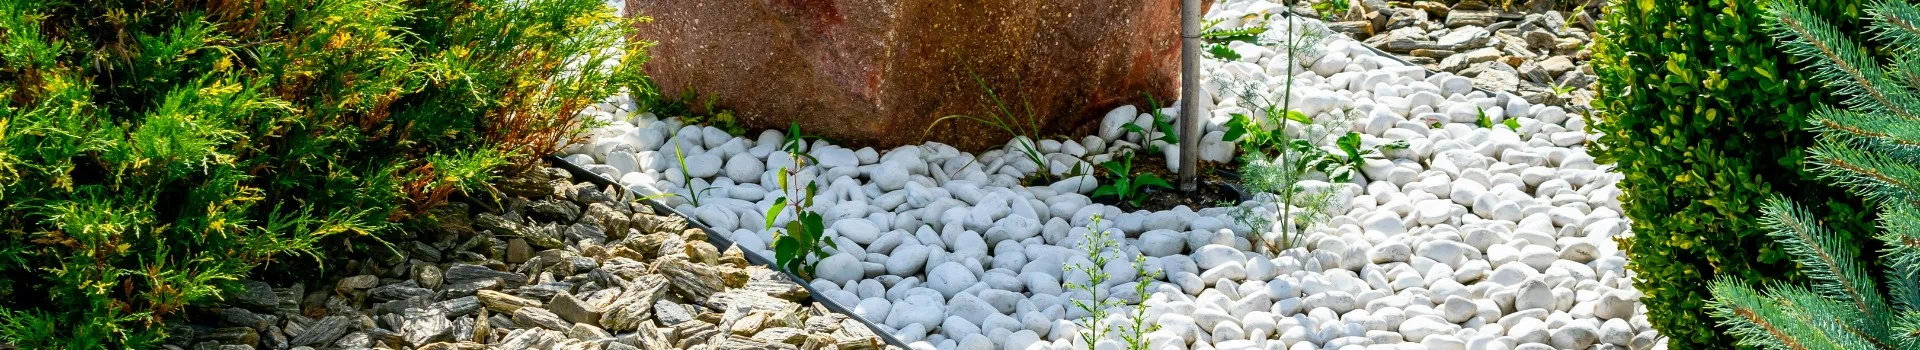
0, 0, 650, 347
1709, 0, 1920, 348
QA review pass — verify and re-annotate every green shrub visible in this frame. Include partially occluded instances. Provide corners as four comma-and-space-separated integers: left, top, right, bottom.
1589, 0, 1881, 347
0, 0, 648, 347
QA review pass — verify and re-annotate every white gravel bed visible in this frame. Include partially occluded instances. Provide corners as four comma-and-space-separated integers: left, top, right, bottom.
562, 1, 1665, 349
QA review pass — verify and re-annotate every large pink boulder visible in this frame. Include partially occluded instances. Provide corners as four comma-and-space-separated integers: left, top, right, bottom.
626, 0, 1207, 150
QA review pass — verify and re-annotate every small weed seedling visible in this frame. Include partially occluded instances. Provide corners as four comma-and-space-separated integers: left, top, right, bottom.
1116, 254, 1161, 350
1550, 81, 1578, 98
1312, 0, 1352, 21
1123, 92, 1180, 154
1222, 109, 1313, 155
1474, 106, 1493, 129
926, 70, 1058, 184
1093, 151, 1174, 208
1065, 214, 1120, 348
1064, 214, 1161, 350
1212, 10, 1342, 253
1307, 130, 1411, 185
652, 88, 749, 136
764, 123, 837, 278
1318, 133, 1364, 183
1559, 2, 1588, 33
692, 97, 748, 136
1199, 14, 1274, 61
669, 129, 721, 207
1474, 106, 1523, 130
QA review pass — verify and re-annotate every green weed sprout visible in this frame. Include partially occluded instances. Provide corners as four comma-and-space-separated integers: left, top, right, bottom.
1093, 151, 1174, 208
925, 70, 1057, 184
763, 123, 836, 278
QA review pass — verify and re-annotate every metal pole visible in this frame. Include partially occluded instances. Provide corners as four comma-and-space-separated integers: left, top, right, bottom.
1178, 0, 1202, 191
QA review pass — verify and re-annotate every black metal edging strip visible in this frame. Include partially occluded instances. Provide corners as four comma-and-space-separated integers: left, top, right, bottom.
544, 155, 910, 348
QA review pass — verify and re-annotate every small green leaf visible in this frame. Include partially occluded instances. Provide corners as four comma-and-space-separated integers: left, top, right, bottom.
801, 213, 825, 236
1475, 107, 1492, 128
785, 222, 804, 238
1331, 168, 1354, 183
777, 170, 790, 192
1313, 158, 1339, 172
1285, 110, 1312, 124
1154, 114, 1175, 129
1101, 160, 1126, 176
1093, 185, 1122, 199
803, 182, 819, 206
764, 197, 787, 230
774, 235, 802, 261
1134, 174, 1174, 190
1289, 139, 1314, 150
1200, 26, 1266, 44
1503, 117, 1522, 130
1223, 113, 1249, 142
1208, 44, 1241, 61
1337, 132, 1362, 152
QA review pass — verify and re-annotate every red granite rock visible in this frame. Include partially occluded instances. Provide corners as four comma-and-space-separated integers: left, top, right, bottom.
626, 0, 1209, 150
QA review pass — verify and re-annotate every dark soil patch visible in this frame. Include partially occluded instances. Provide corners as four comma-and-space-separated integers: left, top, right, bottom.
1092, 152, 1246, 212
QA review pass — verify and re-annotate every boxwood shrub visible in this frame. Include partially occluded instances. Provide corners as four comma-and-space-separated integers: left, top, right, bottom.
1589, 0, 1881, 348
0, 0, 649, 347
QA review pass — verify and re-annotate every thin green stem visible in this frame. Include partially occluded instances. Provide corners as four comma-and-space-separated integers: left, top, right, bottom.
1277, 4, 1300, 249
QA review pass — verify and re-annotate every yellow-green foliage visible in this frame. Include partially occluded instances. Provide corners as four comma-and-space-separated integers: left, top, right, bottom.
0, 0, 651, 347
1589, 0, 1881, 348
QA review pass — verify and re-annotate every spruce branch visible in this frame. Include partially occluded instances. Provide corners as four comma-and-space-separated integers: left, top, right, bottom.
1809, 138, 1920, 207
1760, 197, 1890, 324
1896, 312, 1920, 346
1709, 277, 1829, 350
1727, 2, 1920, 349
1767, 0, 1920, 121
1775, 284, 1895, 350
1888, 54, 1920, 97
1871, 0, 1920, 53
1810, 107, 1920, 150
1878, 204, 1920, 309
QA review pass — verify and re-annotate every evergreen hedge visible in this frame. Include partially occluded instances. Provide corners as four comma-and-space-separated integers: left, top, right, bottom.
1589, 0, 1881, 348
1705, 0, 1920, 346
0, 0, 649, 347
